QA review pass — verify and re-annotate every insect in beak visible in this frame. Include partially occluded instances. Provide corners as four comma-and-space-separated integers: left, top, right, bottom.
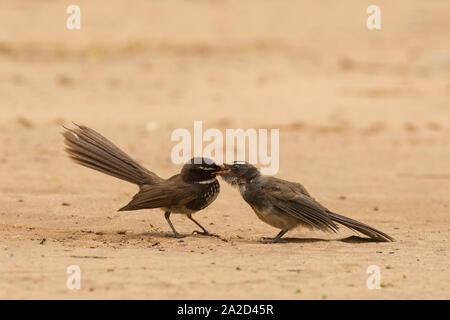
216, 164, 231, 175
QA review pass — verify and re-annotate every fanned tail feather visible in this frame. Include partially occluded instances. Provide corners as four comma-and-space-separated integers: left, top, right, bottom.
326, 211, 394, 242
62, 123, 161, 186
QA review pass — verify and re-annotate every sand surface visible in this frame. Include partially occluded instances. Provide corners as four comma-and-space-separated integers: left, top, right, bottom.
0, 0, 449, 299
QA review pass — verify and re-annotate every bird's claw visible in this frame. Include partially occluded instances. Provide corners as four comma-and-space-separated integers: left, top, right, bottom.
192, 230, 228, 242
192, 230, 213, 236
168, 233, 186, 239
260, 237, 278, 244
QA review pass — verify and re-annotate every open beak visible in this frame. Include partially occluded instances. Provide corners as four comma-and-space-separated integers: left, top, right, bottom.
216, 164, 231, 175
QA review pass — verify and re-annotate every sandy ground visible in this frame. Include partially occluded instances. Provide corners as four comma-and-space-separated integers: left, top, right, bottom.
0, 0, 449, 299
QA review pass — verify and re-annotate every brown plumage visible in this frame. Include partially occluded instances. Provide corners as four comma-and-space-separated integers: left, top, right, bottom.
221, 162, 394, 243
62, 123, 228, 238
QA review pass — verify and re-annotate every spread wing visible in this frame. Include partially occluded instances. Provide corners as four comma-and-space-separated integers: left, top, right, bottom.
118, 175, 196, 211
261, 177, 339, 232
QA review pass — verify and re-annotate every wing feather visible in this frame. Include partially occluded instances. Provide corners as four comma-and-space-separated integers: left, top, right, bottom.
262, 177, 339, 232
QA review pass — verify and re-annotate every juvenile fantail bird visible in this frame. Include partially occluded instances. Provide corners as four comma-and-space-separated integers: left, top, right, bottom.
221, 162, 393, 243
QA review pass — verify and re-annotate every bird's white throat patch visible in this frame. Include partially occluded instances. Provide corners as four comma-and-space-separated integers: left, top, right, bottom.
194, 178, 217, 184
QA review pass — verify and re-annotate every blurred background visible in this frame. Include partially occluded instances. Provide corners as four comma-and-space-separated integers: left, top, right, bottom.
1, 0, 449, 192
1, 0, 449, 127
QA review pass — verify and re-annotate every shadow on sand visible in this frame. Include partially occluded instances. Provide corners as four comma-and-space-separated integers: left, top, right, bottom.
105, 231, 382, 244
261, 235, 382, 244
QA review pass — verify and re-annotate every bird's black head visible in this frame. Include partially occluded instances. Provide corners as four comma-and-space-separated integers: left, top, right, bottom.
181, 157, 229, 183
220, 161, 261, 186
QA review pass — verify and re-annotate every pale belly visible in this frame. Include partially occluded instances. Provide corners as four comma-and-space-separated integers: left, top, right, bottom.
251, 205, 301, 230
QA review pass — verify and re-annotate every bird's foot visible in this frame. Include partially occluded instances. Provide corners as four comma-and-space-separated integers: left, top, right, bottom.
260, 237, 279, 244
192, 230, 216, 237
192, 230, 228, 242
167, 232, 186, 239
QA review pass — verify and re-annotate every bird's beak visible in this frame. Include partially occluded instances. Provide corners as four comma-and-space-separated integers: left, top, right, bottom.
216, 164, 231, 175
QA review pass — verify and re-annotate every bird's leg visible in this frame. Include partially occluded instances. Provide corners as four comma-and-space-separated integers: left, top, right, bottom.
164, 211, 185, 238
272, 229, 288, 242
188, 214, 217, 237
261, 229, 288, 243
